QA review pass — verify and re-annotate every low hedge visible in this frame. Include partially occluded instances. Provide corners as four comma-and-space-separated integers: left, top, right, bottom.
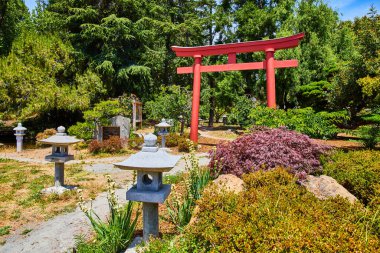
322, 150, 380, 207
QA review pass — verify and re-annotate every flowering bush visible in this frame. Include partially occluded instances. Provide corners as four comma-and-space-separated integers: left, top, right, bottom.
209, 128, 330, 177
88, 136, 124, 154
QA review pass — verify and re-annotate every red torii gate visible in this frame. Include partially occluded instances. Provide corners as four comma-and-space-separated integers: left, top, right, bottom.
172, 33, 304, 142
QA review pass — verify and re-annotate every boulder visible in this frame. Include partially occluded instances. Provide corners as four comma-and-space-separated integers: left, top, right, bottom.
301, 175, 357, 204
212, 174, 244, 194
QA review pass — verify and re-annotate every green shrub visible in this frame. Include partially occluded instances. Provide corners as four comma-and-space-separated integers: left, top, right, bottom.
322, 150, 380, 207
172, 168, 380, 252
177, 137, 196, 153
68, 122, 94, 140
69, 97, 133, 141
356, 125, 380, 149
145, 85, 191, 122
77, 175, 139, 253
157, 133, 180, 148
229, 95, 256, 127
127, 136, 144, 150
247, 106, 346, 139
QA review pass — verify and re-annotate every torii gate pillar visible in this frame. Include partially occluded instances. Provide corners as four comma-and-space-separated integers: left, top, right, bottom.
265, 49, 276, 108
190, 55, 202, 141
172, 33, 304, 142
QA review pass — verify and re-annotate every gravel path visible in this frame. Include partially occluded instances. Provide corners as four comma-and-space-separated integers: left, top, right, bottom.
0, 152, 210, 253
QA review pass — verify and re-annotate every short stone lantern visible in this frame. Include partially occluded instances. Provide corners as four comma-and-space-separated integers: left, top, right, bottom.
114, 133, 181, 241
178, 115, 185, 136
13, 123, 27, 152
39, 126, 81, 194
155, 119, 171, 148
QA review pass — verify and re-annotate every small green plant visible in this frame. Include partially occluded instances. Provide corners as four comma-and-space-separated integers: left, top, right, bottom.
0, 226, 11, 236
21, 229, 32, 235
356, 124, 380, 149
164, 141, 211, 230
76, 175, 139, 253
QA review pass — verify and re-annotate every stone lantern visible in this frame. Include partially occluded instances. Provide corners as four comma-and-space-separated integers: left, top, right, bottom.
155, 119, 171, 148
114, 133, 181, 241
39, 126, 81, 194
13, 123, 27, 152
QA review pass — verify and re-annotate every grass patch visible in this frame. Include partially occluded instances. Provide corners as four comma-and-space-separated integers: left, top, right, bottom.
0, 159, 107, 236
21, 229, 32, 235
0, 226, 11, 236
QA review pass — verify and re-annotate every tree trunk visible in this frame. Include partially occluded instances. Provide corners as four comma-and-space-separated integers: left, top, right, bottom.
208, 77, 215, 127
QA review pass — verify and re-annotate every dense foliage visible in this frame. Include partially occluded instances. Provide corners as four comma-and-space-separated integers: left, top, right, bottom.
145, 85, 191, 123
322, 150, 380, 208
0, 0, 378, 129
68, 98, 131, 140
146, 169, 380, 252
230, 104, 348, 139
209, 128, 329, 177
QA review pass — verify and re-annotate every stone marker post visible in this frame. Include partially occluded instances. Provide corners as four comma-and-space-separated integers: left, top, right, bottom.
114, 133, 181, 241
13, 123, 27, 152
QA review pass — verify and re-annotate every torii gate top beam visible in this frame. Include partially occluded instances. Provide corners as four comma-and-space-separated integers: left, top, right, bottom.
171, 33, 304, 143
172, 33, 304, 57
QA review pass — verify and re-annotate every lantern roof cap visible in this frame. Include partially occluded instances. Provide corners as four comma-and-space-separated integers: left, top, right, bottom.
39, 126, 81, 145
114, 149, 181, 172
13, 123, 26, 131
155, 119, 171, 128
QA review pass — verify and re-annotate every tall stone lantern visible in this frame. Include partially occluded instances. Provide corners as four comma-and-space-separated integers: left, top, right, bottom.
39, 126, 81, 194
114, 133, 181, 241
13, 123, 27, 152
155, 119, 171, 148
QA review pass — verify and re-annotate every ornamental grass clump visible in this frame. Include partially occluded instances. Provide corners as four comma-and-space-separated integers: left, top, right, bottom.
209, 127, 330, 177
76, 175, 139, 253
164, 141, 211, 230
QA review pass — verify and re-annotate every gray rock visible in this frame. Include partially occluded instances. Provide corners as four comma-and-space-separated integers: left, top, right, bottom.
301, 175, 357, 204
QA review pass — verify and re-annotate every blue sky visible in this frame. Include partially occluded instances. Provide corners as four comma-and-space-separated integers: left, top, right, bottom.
24, 0, 379, 21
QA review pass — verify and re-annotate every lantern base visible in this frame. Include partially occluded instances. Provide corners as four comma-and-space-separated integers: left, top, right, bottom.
41, 185, 77, 195
126, 184, 171, 203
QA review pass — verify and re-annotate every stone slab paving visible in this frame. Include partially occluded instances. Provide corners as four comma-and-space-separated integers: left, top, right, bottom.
0, 153, 211, 253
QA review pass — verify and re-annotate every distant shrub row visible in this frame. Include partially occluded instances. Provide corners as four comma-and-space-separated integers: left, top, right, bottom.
229, 99, 348, 139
